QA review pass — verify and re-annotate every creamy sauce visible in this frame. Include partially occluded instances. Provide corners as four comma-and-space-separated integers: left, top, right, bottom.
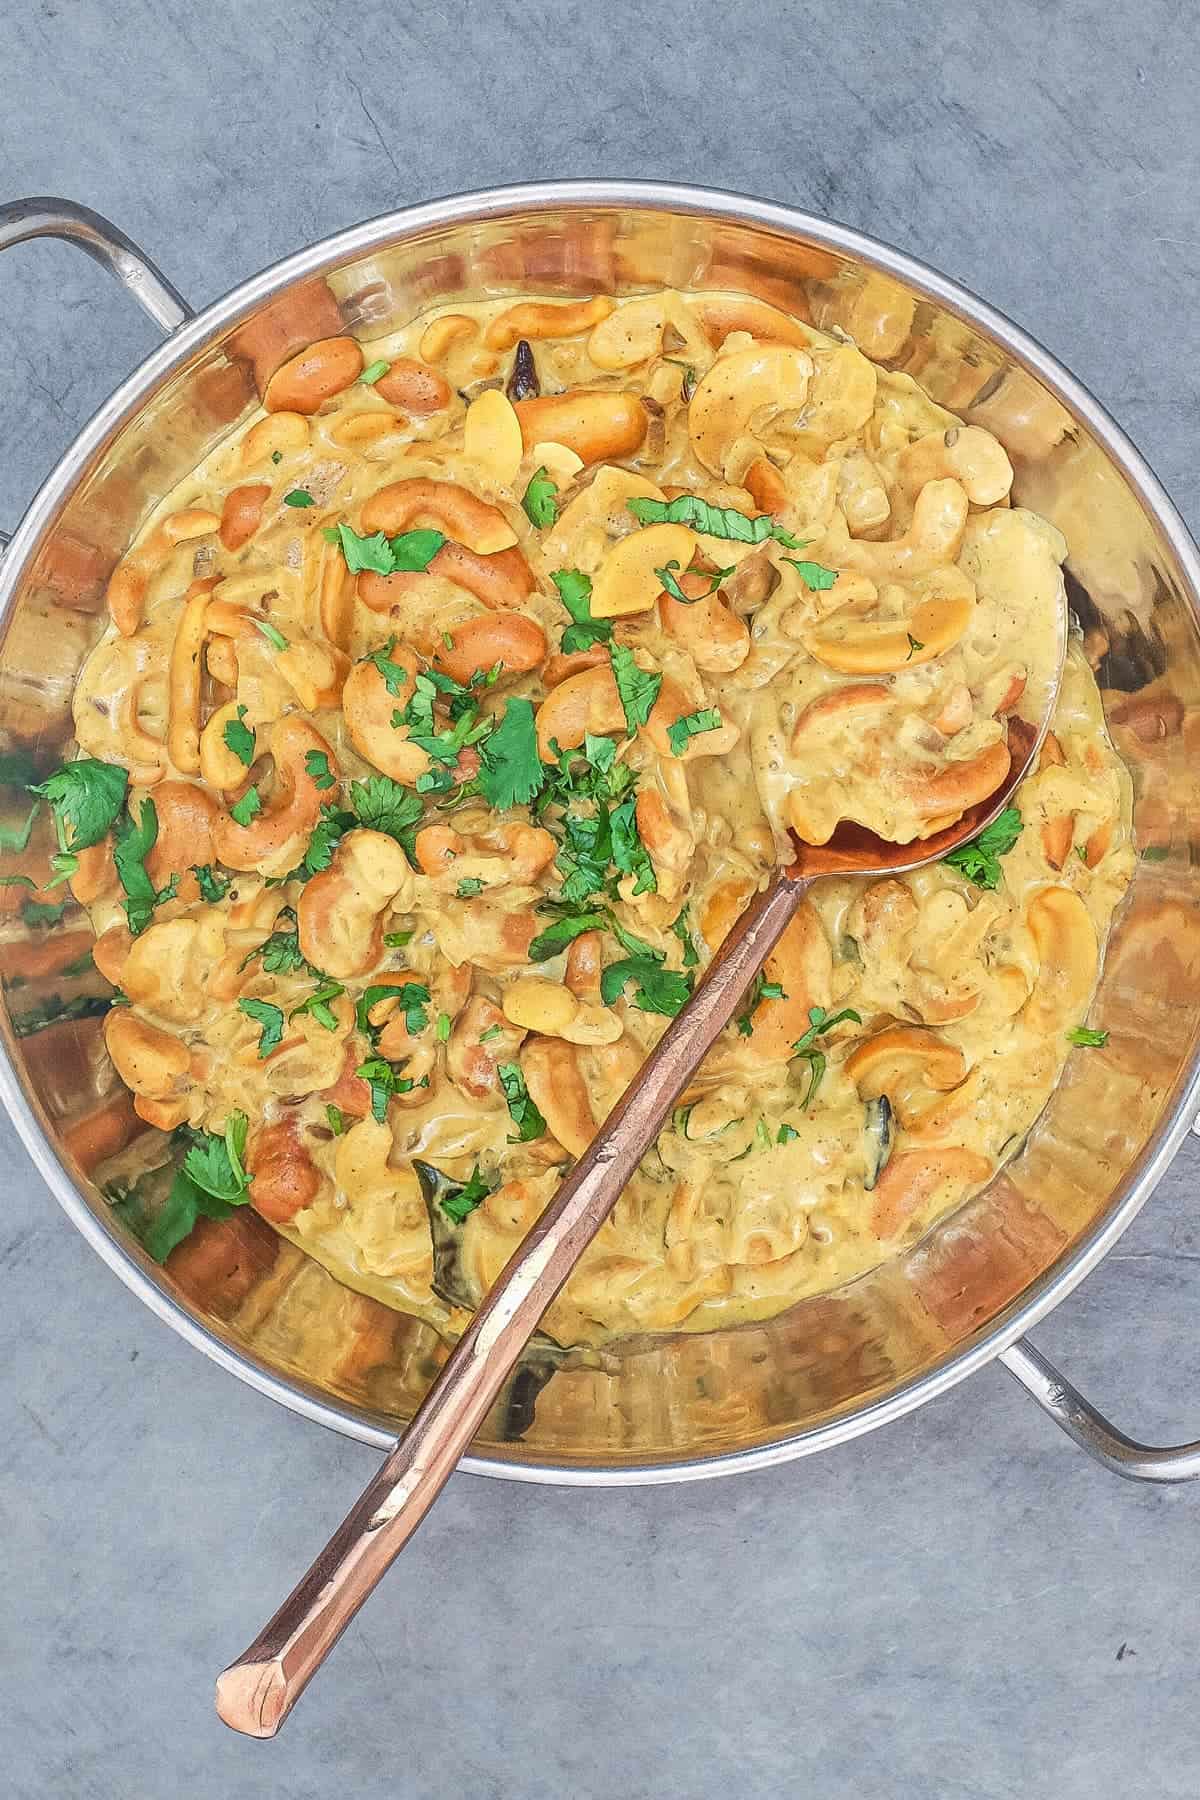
78, 288, 1133, 1346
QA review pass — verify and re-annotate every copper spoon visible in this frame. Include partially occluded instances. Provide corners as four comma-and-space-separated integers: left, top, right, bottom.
216, 685, 1060, 1736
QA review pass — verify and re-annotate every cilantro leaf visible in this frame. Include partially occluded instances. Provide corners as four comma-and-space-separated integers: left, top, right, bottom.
349, 775, 423, 852
355, 980, 430, 1040
609, 643, 662, 735
456, 877, 485, 897
665, 707, 722, 757
478, 698, 545, 809
293, 805, 356, 879
191, 864, 231, 903
181, 1116, 251, 1204
522, 467, 558, 529
355, 1055, 417, 1122
30, 758, 128, 851
627, 494, 803, 547
790, 1005, 862, 1109
305, 749, 336, 790
497, 1062, 546, 1142
777, 1123, 799, 1144
239, 928, 309, 976
528, 909, 608, 962
223, 705, 255, 767
655, 560, 734, 604
1067, 1025, 1109, 1048
238, 997, 285, 1058
253, 618, 289, 652
551, 569, 612, 654
364, 637, 412, 697
670, 904, 699, 969
942, 807, 1023, 891
600, 956, 692, 1017
782, 557, 838, 592
609, 797, 656, 895
326, 522, 445, 575
230, 785, 262, 828
291, 980, 345, 1031
325, 1104, 346, 1135
113, 798, 178, 936
440, 1164, 496, 1223
283, 488, 315, 508
736, 970, 787, 1037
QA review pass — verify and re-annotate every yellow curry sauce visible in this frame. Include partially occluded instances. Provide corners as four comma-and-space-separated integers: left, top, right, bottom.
63, 288, 1131, 1346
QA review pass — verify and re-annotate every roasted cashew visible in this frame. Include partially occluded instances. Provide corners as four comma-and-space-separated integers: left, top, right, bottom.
486, 296, 615, 350
690, 294, 812, 349
739, 901, 834, 1064
446, 996, 526, 1100
107, 506, 220, 636
804, 589, 973, 675
586, 292, 709, 369
418, 314, 477, 361
120, 915, 223, 1024
835, 479, 969, 581
219, 483, 272, 552
240, 411, 310, 469
263, 335, 364, 414
798, 343, 878, 444
845, 1025, 968, 1127
904, 739, 1011, 823
360, 477, 518, 554
374, 357, 452, 413
433, 611, 546, 685
297, 828, 414, 979
332, 1119, 432, 1285
211, 715, 335, 875
656, 576, 749, 673
534, 662, 625, 758
1022, 885, 1099, 1034
634, 789, 695, 903
897, 425, 1013, 507
276, 637, 350, 711
104, 1008, 189, 1101
520, 1036, 595, 1157
137, 778, 218, 905
167, 577, 217, 774
342, 641, 431, 784
870, 1147, 992, 1240
245, 1118, 322, 1223
413, 820, 556, 887
200, 701, 252, 790
688, 345, 813, 478
514, 390, 648, 465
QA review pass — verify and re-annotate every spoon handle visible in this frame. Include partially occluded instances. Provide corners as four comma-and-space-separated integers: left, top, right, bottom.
215, 869, 809, 1737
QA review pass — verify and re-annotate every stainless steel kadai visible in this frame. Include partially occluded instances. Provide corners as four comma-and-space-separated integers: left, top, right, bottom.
1, 181, 1199, 1486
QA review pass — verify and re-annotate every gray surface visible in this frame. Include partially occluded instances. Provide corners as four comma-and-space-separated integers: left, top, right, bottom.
1, 2, 1198, 1794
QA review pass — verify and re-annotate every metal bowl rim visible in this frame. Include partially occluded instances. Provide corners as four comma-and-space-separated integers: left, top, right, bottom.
3, 176, 1198, 1485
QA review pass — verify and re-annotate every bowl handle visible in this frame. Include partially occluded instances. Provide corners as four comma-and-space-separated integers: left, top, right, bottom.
0, 196, 192, 547
1000, 1336, 1200, 1481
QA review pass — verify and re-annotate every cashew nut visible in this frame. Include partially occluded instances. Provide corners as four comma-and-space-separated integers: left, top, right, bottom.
360, 477, 518, 554
211, 715, 335, 875
688, 345, 813, 477
245, 1117, 322, 1223
845, 1025, 968, 1126
486, 296, 614, 350
870, 1147, 992, 1240
374, 357, 452, 413
418, 314, 478, 361
297, 828, 414, 979
463, 388, 524, 487
240, 411, 311, 468
263, 335, 364, 414
534, 662, 625, 759
433, 611, 546, 685
1022, 885, 1099, 1034
591, 523, 698, 618
104, 1008, 189, 1100
897, 426, 1013, 506
836, 479, 970, 581
219, 483, 272, 552
107, 507, 220, 636
514, 390, 648, 465
342, 641, 431, 785
520, 1036, 595, 1157
804, 591, 973, 674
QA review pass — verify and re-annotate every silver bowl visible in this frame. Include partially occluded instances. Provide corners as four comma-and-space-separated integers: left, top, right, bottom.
3, 180, 1199, 1485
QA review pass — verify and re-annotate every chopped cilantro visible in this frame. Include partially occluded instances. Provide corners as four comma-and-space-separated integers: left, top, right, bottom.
355, 1055, 417, 1122
522, 466, 558, 529
360, 358, 390, 385
551, 569, 612, 654
791, 1005, 862, 1108
440, 1164, 495, 1223
1067, 1025, 1109, 1048
665, 707, 722, 758
600, 956, 692, 1017
436, 1010, 451, 1042
777, 1123, 800, 1144
497, 1062, 546, 1142
252, 618, 289, 652
942, 807, 1023, 890
609, 797, 656, 895
384, 928, 415, 947
609, 643, 662, 735
113, 798, 178, 936
783, 557, 838, 592
736, 971, 787, 1037
364, 638, 412, 697
325, 1104, 346, 1135
655, 560, 734, 603
355, 980, 430, 1041
30, 758, 127, 851
223, 705, 255, 767
238, 997, 285, 1058
478, 698, 545, 809
305, 749, 336, 790
528, 908, 608, 962
324, 521, 445, 575
191, 864, 232, 903
456, 877, 485, 897
283, 488, 315, 508
229, 785, 262, 828
21, 896, 70, 929
182, 1114, 250, 1204
290, 980, 344, 1031
670, 904, 700, 969
627, 494, 804, 547
348, 775, 423, 853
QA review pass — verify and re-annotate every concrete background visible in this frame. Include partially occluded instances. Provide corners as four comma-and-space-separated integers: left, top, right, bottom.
2, 2, 1199, 1794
